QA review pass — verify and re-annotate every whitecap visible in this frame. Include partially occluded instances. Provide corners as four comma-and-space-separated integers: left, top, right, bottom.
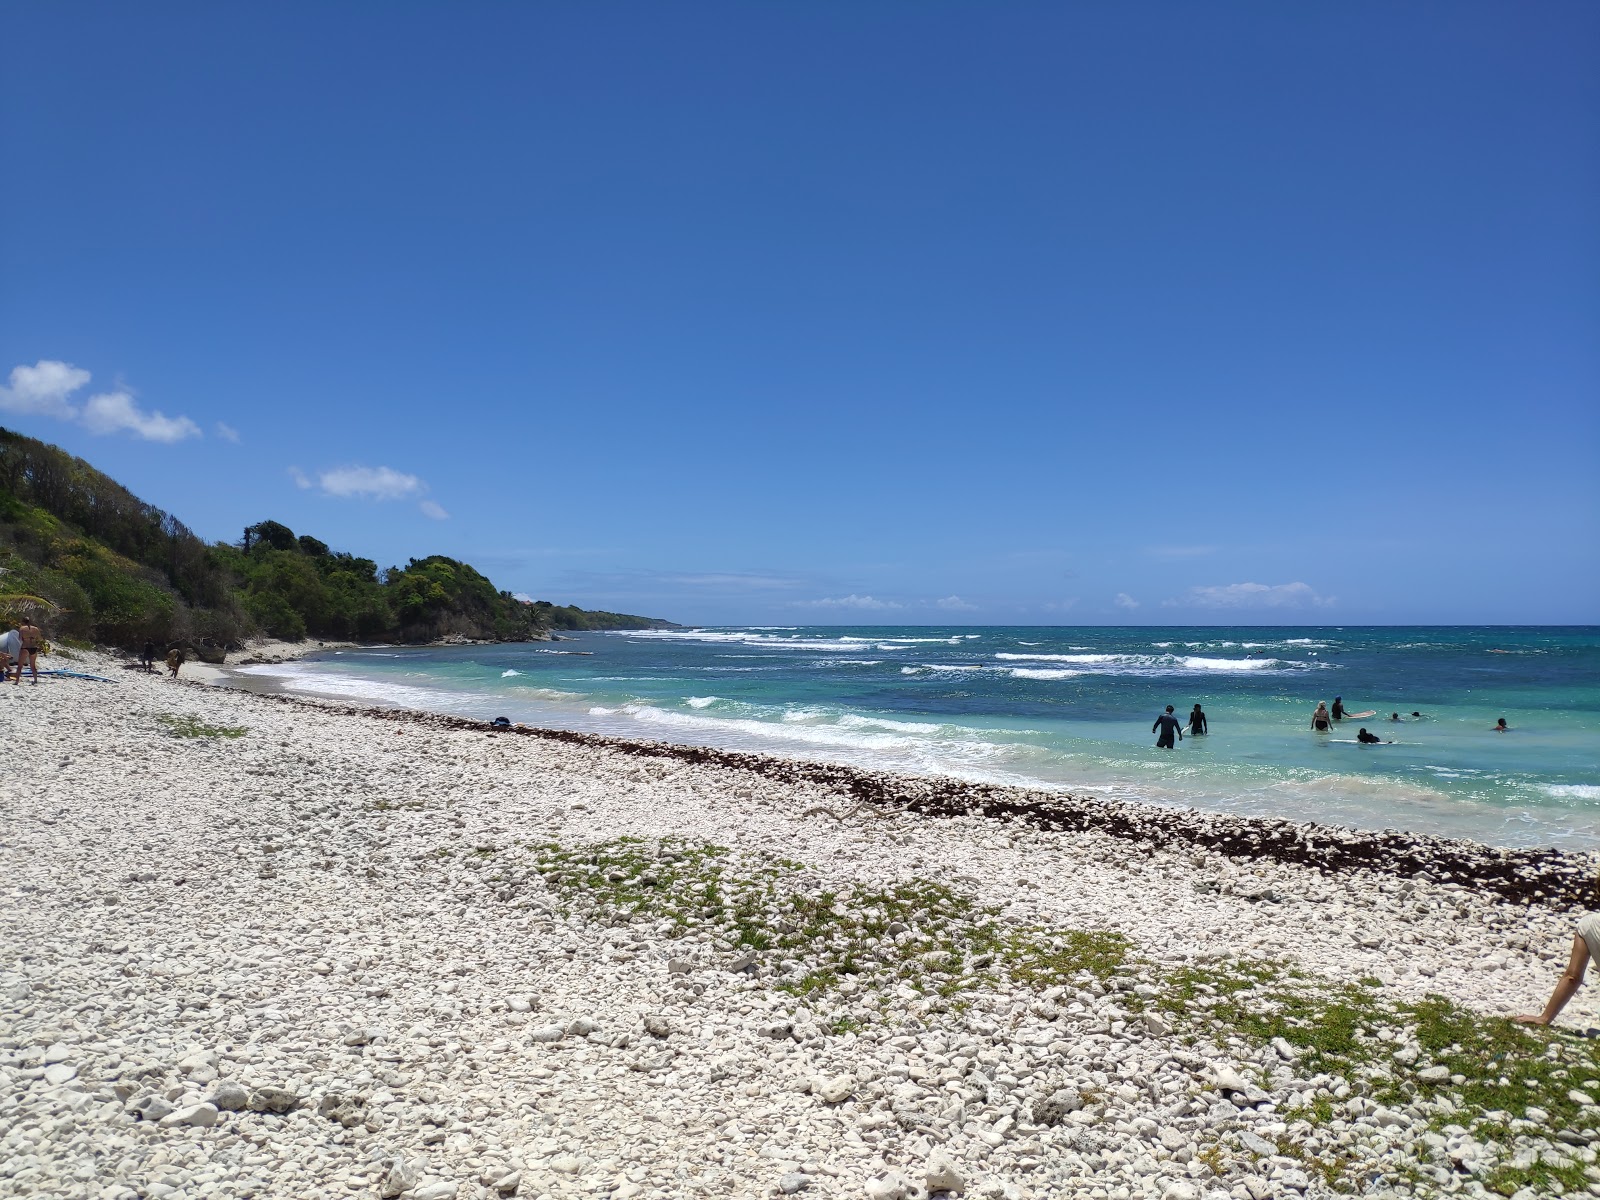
1009, 668, 1085, 680
684, 696, 718, 709
500, 669, 523, 677
1542, 784, 1600, 801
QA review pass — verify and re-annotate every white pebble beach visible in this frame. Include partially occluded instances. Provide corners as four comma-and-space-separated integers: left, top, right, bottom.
3, 650, 1596, 1200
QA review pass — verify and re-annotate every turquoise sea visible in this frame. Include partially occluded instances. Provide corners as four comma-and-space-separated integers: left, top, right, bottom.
241, 626, 1600, 851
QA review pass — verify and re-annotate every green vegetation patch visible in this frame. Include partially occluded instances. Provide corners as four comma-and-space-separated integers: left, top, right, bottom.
156, 712, 248, 739
531, 837, 1129, 1010
1154, 955, 1600, 1196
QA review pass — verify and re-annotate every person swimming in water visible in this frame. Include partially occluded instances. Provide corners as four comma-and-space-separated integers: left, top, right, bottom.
1357, 728, 1383, 744
1311, 702, 1332, 732
1187, 703, 1207, 735
1388, 712, 1402, 722
1494, 718, 1510, 732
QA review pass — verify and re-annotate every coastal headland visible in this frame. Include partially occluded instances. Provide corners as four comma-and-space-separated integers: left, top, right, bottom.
2, 651, 1596, 1200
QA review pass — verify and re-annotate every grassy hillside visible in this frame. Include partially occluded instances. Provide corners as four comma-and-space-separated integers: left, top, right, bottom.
0, 427, 677, 649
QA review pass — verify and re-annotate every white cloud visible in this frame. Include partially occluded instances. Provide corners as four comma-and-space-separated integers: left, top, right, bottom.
0, 359, 205, 442
936, 595, 978, 611
1177, 581, 1335, 609
0, 360, 90, 418
80, 391, 202, 442
289, 466, 313, 489
419, 499, 450, 520
793, 594, 904, 610
313, 465, 424, 500
215, 421, 241, 443
512, 592, 535, 603
1114, 592, 1141, 610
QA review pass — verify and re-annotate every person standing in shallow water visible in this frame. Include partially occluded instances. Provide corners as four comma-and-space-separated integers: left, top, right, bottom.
1152, 705, 1184, 749
1187, 704, 1208, 736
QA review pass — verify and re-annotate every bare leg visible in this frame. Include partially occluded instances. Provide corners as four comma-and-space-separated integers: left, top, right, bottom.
1515, 935, 1590, 1026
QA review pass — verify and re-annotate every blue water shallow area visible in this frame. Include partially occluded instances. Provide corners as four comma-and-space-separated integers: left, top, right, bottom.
239, 626, 1600, 851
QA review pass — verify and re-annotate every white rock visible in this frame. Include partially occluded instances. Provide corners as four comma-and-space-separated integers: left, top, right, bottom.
924, 1150, 965, 1194
158, 1102, 218, 1128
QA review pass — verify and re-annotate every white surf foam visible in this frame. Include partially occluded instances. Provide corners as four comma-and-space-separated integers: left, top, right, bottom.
1541, 784, 1600, 801
684, 696, 718, 709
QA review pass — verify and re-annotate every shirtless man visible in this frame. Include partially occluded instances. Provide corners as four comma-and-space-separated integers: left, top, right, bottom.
15, 617, 43, 685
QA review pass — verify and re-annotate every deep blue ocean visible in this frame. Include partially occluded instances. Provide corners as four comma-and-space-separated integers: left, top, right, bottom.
241, 626, 1600, 851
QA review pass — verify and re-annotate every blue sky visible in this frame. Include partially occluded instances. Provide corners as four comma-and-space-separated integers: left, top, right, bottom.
2, 3, 1596, 625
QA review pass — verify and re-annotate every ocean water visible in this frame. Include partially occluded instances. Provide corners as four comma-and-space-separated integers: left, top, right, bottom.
239, 626, 1600, 851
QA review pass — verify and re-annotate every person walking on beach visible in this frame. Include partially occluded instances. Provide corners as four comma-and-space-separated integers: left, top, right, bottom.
1516, 912, 1600, 1027
142, 639, 156, 673
1187, 704, 1208, 736
15, 617, 43, 685
165, 644, 183, 679
1153, 705, 1184, 749
1310, 702, 1332, 732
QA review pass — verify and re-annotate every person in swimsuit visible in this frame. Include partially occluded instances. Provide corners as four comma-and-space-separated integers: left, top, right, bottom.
1187, 704, 1208, 736
15, 618, 43, 685
1388, 712, 1402, 722
1311, 702, 1332, 732
1517, 912, 1600, 1027
1494, 718, 1509, 732
1331, 696, 1347, 721
1152, 705, 1184, 749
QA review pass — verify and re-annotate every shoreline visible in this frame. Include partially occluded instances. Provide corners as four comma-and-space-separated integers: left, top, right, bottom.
5, 649, 1597, 1200
225, 683, 1599, 913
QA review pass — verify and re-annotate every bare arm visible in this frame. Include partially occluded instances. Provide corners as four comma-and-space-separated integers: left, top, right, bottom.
1516, 935, 1590, 1025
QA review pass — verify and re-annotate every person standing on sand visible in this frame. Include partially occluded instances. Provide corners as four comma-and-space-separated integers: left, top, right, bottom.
1152, 705, 1184, 749
1187, 704, 1208, 736
1516, 913, 1600, 1027
1311, 702, 1332, 732
142, 639, 156, 673
165, 645, 183, 679
15, 617, 43, 685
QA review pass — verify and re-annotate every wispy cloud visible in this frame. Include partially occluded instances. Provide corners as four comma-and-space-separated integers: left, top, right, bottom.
215, 421, 241, 443
0, 360, 201, 442
319, 465, 423, 500
659, 572, 802, 591
793, 594, 904, 611
935, 595, 978, 611
1147, 544, 1217, 559
1169, 581, 1335, 609
1114, 592, 1141, 610
419, 499, 450, 520
1040, 598, 1079, 612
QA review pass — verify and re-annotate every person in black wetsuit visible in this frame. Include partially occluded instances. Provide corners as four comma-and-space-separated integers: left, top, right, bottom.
1153, 705, 1184, 749
1357, 727, 1383, 744
1331, 696, 1347, 721
1188, 704, 1208, 735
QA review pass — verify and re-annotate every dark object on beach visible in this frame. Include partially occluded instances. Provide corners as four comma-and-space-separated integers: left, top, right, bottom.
490, 716, 511, 729
1153, 706, 1183, 749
